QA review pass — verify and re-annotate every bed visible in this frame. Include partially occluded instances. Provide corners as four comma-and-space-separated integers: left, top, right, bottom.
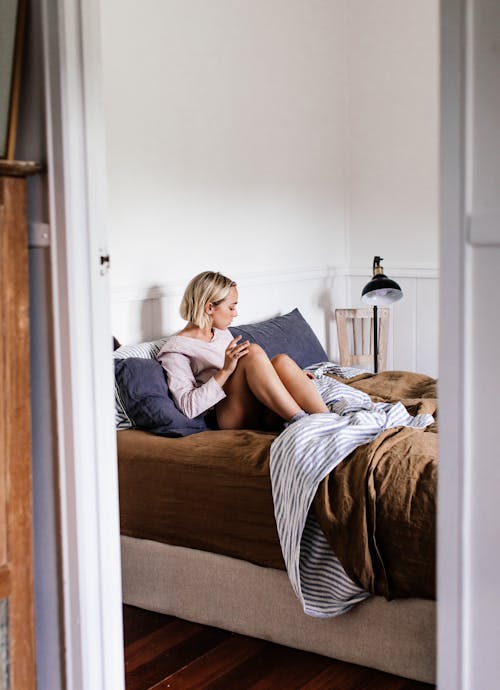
114, 309, 437, 684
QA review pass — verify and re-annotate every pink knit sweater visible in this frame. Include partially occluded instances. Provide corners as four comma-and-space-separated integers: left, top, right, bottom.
157, 328, 233, 419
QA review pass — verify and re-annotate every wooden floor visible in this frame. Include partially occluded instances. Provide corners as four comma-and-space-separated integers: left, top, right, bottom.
123, 605, 435, 690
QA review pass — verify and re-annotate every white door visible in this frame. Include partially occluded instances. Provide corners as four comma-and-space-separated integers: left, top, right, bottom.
439, 0, 500, 687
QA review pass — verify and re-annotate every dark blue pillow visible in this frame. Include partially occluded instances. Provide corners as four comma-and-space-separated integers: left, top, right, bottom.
229, 308, 328, 369
114, 358, 209, 437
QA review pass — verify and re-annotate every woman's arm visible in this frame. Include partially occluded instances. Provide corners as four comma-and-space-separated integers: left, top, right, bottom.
160, 351, 227, 419
212, 335, 249, 388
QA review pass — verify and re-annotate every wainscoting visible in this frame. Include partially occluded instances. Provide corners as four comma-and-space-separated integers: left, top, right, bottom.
341, 267, 439, 377
111, 266, 439, 378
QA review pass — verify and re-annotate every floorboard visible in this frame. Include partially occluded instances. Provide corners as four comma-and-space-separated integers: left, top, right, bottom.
123, 605, 435, 690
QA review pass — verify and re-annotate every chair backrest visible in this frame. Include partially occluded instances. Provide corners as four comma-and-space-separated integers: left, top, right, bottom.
335, 307, 389, 372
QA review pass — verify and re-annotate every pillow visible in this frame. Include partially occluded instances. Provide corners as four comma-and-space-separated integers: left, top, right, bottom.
114, 336, 169, 360
113, 336, 169, 428
114, 358, 209, 437
229, 308, 328, 369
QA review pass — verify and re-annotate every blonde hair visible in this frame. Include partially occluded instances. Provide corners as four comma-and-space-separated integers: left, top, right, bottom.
180, 271, 236, 329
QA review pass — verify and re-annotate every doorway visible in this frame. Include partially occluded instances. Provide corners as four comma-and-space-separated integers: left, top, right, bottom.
29, 0, 500, 689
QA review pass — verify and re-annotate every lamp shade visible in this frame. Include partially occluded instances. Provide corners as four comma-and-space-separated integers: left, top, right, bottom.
361, 256, 403, 306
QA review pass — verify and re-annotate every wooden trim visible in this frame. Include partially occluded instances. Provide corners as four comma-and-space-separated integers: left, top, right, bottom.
6, 0, 27, 160
337, 266, 440, 279
111, 266, 440, 304
0, 175, 36, 688
0, 192, 6, 566
0, 160, 44, 177
0, 566, 11, 599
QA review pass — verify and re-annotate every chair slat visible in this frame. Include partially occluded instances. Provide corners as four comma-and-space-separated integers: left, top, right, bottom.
335, 308, 390, 372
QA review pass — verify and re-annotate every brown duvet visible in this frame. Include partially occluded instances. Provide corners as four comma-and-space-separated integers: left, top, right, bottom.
118, 427, 285, 568
118, 370, 437, 600
314, 371, 437, 600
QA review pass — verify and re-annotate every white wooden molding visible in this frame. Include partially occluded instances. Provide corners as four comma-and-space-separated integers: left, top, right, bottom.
337, 266, 439, 279
111, 265, 440, 303
438, 0, 466, 687
41, 0, 125, 688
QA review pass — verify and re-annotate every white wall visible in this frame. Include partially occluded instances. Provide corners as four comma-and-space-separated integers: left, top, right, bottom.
101, 0, 348, 288
345, 0, 439, 268
101, 0, 439, 375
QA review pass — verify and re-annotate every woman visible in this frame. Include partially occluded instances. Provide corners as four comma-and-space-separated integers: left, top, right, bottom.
157, 271, 328, 430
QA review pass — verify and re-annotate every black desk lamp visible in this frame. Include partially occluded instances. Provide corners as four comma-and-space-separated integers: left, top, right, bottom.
361, 256, 403, 373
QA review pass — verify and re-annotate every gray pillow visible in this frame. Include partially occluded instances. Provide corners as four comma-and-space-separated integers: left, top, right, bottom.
229, 308, 328, 369
114, 358, 209, 437
113, 336, 169, 428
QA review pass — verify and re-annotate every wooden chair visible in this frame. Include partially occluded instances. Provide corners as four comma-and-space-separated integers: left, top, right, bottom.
335, 307, 389, 372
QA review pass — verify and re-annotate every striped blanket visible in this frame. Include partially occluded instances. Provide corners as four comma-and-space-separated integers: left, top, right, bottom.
270, 375, 434, 618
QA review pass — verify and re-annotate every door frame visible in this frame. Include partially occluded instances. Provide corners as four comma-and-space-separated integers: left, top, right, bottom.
439, 0, 500, 687
41, 0, 124, 688
438, 0, 466, 687
41, 0, 490, 688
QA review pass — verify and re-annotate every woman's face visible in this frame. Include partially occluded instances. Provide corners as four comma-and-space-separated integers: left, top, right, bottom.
209, 286, 239, 330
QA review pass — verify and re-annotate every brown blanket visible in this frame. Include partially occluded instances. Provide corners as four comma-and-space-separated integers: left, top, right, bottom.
313, 371, 437, 600
118, 370, 437, 601
118, 428, 285, 568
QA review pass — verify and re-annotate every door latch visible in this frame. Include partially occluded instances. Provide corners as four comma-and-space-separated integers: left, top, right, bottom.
99, 252, 110, 275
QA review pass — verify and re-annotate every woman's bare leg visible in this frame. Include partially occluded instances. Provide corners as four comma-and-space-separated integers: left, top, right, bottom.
216, 344, 302, 429
271, 354, 328, 413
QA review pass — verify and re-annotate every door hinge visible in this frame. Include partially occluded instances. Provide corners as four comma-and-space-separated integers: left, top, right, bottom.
28, 222, 50, 248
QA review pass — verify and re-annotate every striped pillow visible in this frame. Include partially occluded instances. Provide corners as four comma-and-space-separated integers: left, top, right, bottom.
113, 337, 169, 428
113, 337, 169, 361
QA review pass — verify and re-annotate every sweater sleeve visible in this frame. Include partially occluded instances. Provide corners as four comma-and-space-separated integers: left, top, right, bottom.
158, 351, 226, 419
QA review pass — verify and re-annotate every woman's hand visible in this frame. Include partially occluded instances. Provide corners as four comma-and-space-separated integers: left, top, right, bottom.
222, 335, 250, 375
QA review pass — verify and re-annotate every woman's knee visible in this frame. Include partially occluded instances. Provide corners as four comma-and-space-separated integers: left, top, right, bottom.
244, 343, 268, 362
271, 353, 295, 372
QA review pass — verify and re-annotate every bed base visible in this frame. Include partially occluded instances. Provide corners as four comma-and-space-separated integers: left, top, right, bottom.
121, 535, 436, 684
